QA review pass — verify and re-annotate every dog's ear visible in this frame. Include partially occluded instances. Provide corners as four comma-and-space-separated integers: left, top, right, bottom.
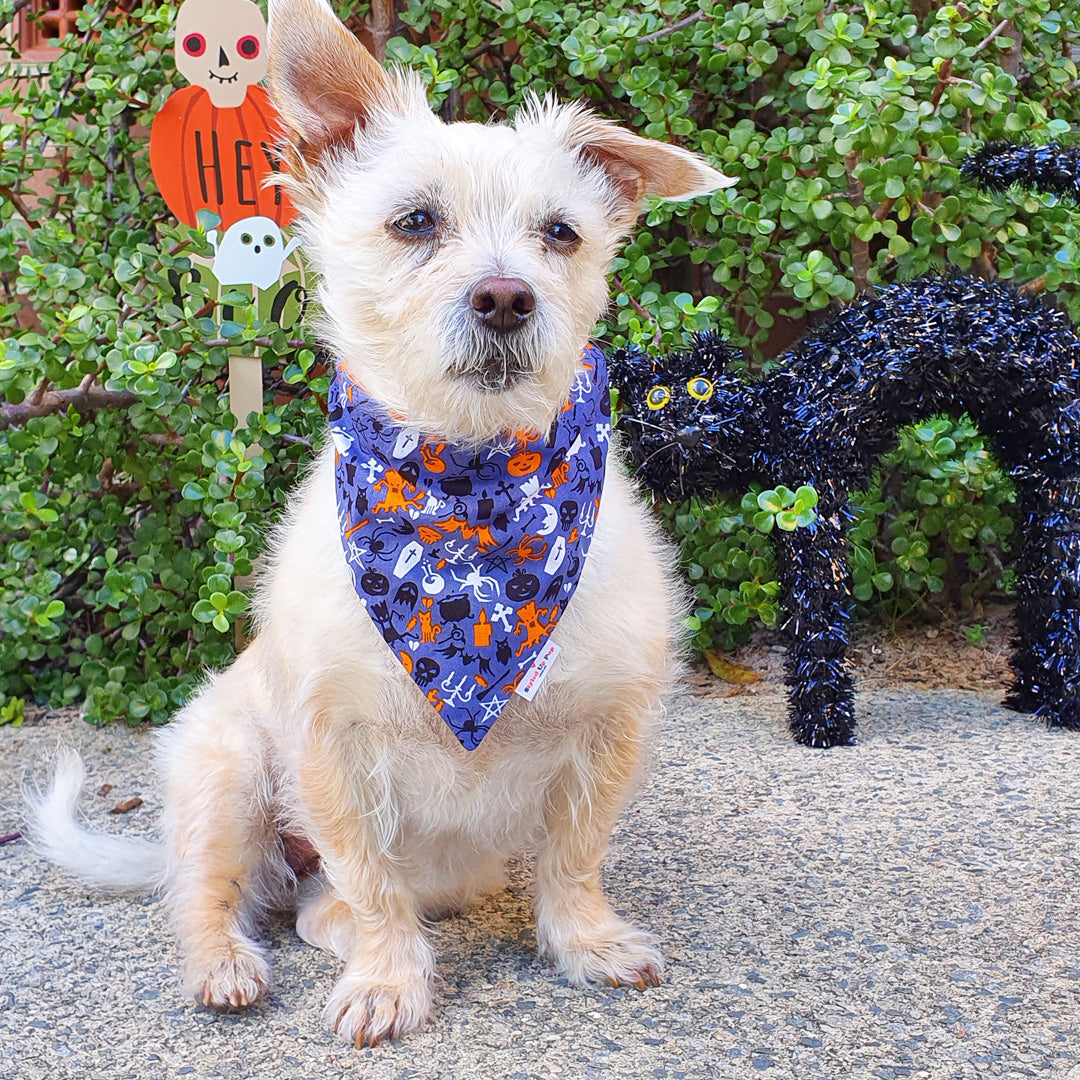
517, 98, 735, 223
268, 0, 413, 163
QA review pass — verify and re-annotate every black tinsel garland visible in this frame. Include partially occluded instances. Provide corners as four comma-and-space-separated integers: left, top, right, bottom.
612, 275, 1080, 747
961, 140, 1080, 201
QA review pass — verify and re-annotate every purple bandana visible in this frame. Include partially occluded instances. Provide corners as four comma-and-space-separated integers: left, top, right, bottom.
329, 345, 610, 750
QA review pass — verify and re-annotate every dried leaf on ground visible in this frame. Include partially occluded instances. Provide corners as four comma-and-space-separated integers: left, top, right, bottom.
704, 650, 762, 685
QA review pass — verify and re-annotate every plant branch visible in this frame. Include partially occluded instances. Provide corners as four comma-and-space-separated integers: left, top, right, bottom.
845, 153, 871, 295
0, 0, 32, 33
974, 18, 1011, 53
638, 10, 706, 45
612, 274, 663, 348
0, 183, 35, 224
370, 0, 396, 62
1, 383, 138, 430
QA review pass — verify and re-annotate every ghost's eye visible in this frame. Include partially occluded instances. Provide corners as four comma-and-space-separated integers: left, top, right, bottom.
687, 376, 714, 401
646, 386, 671, 410
182, 33, 206, 57
240, 233, 253, 245
237, 35, 260, 59
263, 234, 276, 247
391, 210, 437, 236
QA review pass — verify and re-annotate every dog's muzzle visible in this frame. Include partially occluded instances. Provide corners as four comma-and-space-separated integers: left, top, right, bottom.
458, 276, 539, 391
475, 354, 534, 391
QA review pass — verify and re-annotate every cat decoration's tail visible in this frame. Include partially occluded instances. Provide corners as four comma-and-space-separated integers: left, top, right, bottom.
24, 743, 166, 895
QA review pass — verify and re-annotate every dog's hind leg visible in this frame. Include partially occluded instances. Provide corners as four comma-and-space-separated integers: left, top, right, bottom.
534, 709, 664, 990
296, 719, 435, 1047
157, 643, 277, 1008
295, 875, 353, 960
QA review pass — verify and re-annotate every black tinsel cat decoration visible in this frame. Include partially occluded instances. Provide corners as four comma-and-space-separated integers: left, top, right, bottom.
611, 142, 1080, 748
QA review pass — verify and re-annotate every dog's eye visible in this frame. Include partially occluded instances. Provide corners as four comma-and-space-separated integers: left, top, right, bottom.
544, 221, 580, 248
392, 210, 436, 236
687, 376, 714, 401
646, 386, 671, 410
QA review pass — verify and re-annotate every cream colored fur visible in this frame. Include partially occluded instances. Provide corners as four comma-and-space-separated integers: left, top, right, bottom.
27, 0, 733, 1047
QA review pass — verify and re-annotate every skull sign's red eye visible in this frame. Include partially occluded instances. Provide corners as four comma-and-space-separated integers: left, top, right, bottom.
237, 35, 260, 59
182, 33, 206, 57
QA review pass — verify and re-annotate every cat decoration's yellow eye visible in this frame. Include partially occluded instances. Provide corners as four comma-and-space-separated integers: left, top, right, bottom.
687, 376, 714, 401
646, 385, 671, 410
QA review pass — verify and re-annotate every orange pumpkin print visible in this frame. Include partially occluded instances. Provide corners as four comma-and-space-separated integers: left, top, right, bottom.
507, 450, 543, 476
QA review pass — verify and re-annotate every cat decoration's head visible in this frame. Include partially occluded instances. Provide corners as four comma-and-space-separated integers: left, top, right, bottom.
611, 332, 763, 499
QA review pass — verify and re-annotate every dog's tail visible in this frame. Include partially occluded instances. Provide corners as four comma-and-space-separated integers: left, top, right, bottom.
24, 743, 166, 895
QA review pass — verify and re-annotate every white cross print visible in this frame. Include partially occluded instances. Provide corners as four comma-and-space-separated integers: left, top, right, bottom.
594, 422, 611, 444
491, 603, 515, 633
361, 458, 384, 484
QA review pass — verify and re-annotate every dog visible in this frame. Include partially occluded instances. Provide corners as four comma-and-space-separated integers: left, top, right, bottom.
28, 0, 732, 1046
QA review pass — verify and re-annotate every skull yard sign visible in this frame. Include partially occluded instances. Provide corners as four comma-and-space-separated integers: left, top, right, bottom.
150, 0, 302, 429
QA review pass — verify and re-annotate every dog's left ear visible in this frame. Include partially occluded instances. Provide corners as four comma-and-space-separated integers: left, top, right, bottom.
517, 99, 735, 224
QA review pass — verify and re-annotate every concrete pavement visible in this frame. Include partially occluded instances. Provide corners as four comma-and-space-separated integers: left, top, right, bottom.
3, 686, 1080, 1079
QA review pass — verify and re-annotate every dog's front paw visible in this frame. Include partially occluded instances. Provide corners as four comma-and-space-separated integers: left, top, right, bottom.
188, 939, 271, 1008
324, 971, 434, 1047
542, 922, 665, 991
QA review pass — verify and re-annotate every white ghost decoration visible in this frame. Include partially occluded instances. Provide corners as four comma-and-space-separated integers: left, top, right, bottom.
207, 216, 302, 289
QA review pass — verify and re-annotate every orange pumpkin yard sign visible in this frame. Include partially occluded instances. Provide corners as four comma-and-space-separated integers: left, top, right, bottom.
150, 0, 301, 431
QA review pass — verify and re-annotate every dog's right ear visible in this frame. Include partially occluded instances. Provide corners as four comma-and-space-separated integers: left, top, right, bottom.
268, 0, 405, 163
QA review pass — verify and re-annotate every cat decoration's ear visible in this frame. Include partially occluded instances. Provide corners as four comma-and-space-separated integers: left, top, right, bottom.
516, 97, 735, 226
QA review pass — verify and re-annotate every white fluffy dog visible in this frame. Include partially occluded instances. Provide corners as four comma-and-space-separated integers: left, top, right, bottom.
29, 0, 732, 1046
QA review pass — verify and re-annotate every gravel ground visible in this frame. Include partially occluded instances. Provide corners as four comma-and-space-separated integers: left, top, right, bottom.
3, 687, 1080, 1080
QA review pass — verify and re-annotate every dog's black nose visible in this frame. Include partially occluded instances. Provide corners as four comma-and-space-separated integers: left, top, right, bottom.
470, 277, 535, 333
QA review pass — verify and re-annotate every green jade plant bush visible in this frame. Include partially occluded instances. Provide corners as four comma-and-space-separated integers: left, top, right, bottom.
1, 0, 1074, 721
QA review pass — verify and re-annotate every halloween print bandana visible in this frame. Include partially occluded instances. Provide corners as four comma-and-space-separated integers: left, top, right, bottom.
329, 345, 610, 750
